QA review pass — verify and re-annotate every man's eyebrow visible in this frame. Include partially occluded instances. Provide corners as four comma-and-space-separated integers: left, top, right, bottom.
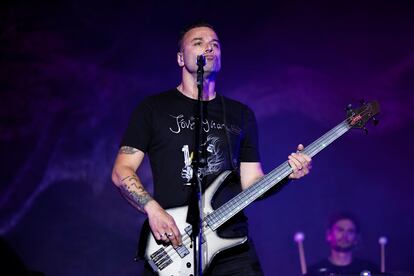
190, 37, 221, 44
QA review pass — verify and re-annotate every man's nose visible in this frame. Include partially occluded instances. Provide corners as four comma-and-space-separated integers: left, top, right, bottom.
205, 43, 213, 53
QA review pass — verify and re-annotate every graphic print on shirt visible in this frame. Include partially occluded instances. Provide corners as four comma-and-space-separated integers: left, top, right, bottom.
181, 134, 224, 184
181, 145, 193, 182
169, 113, 241, 184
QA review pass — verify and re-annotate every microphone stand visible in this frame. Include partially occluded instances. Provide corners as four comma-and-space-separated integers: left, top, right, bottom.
186, 54, 206, 276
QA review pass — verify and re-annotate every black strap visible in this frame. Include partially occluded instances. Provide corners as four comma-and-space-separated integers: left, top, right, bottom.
220, 94, 238, 172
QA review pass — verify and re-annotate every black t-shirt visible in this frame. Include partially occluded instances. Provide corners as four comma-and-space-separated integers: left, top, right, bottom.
121, 89, 260, 236
306, 258, 380, 276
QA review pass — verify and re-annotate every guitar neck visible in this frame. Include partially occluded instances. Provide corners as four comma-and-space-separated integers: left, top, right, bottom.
206, 120, 351, 230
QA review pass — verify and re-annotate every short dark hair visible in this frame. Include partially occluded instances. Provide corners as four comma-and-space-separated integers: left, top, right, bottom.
178, 20, 216, 50
327, 212, 360, 233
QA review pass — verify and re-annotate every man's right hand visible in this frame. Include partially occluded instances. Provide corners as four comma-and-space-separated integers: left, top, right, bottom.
144, 200, 182, 247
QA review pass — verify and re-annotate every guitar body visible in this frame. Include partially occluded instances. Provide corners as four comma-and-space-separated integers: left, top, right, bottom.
144, 171, 247, 275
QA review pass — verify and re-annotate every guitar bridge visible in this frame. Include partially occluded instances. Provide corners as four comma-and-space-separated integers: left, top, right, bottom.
148, 247, 173, 271
148, 243, 190, 272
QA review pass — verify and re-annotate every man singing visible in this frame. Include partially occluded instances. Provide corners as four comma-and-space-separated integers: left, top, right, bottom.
112, 22, 312, 275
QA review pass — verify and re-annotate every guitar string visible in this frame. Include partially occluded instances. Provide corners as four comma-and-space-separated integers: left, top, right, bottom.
158, 132, 335, 266
232, 121, 349, 213
156, 106, 374, 268
153, 105, 375, 269
208, 106, 372, 227
208, 122, 346, 223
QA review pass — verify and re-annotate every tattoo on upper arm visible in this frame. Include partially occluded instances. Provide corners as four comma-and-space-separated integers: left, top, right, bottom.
119, 146, 139, 154
119, 174, 153, 212
121, 174, 139, 183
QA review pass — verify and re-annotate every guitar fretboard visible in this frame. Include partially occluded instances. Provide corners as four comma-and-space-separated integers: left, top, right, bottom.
205, 121, 351, 230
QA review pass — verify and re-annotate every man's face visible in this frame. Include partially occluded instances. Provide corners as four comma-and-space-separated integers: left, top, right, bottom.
326, 219, 358, 252
177, 26, 221, 76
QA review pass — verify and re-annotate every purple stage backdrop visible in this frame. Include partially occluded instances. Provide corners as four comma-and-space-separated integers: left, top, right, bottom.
1, 1, 414, 275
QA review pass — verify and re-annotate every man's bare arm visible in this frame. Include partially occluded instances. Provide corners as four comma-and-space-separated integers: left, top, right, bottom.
118, 173, 154, 213
112, 146, 154, 213
111, 146, 182, 246
240, 162, 264, 190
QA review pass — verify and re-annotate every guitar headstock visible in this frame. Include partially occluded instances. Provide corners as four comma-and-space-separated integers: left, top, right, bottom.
346, 100, 380, 131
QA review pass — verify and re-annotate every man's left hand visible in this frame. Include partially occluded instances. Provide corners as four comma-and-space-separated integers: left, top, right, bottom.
288, 144, 312, 179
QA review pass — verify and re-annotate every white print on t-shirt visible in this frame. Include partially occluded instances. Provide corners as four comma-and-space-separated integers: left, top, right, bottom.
169, 114, 238, 134
181, 145, 193, 182
181, 135, 224, 183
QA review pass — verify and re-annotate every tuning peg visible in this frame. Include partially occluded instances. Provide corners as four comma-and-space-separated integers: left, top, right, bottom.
363, 127, 369, 135
373, 117, 379, 126
346, 104, 353, 111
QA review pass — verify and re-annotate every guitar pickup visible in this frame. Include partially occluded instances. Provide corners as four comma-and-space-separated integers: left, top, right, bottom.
175, 244, 190, 258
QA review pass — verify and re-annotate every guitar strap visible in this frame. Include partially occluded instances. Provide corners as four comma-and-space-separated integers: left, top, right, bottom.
220, 94, 238, 173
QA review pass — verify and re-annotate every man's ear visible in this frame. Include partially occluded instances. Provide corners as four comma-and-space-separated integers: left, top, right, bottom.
177, 52, 184, 66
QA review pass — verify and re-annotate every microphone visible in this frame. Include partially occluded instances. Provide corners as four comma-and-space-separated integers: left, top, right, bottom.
196, 54, 206, 67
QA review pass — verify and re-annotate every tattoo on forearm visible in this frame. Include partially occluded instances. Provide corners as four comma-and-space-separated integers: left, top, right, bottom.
119, 174, 153, 212
119, 146, 139, 154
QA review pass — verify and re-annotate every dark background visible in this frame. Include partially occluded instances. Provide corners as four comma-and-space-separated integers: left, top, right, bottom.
1, 1, 413, 275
